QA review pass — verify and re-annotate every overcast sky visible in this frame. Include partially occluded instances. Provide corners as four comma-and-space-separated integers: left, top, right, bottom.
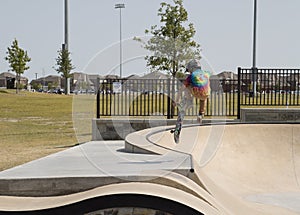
1, 0, 299, 81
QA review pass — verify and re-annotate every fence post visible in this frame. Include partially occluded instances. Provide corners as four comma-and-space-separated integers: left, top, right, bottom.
237, 67, 241, 119
97, 89, 100, 119
167, 78, 171, 119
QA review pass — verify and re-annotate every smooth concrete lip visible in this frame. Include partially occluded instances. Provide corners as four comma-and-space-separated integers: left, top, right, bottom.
0, 183, 219, 214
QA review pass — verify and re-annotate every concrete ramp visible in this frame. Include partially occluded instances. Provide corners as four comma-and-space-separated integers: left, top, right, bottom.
0, 123, 299, 214
125, 123, 300, 214
197, 123, 300, 215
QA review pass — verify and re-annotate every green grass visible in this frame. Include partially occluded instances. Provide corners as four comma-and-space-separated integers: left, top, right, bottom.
0, 90, 77, 171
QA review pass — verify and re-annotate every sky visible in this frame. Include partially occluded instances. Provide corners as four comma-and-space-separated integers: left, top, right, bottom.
1, 0, 300, 81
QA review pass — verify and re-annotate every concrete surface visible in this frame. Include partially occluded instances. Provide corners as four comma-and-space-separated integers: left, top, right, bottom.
92, 118, 234, 140
0, 141, 191, 196
0, 123, 300, 215
240, 108, 300, 122
127, 123, 300, 215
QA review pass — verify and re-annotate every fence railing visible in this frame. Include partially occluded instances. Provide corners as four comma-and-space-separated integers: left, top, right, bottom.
96, 68, 300, 119
96, 77, 239, 118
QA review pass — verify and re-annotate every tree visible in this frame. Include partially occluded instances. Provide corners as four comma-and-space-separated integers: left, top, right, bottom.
54, 48, 75, 94
5, 39, 31, 93
135, 0, 201, 117
136, 0, 201, 77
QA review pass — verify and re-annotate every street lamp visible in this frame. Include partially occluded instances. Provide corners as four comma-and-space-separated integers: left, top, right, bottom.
115, 3, 125, 78
63, 0, 70, 94
252, 0, 257, 97
64, 0, 69, 50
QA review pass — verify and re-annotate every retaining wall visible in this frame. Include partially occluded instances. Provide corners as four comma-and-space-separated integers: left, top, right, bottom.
240, 108, 300, 122
92, 118, 232, 140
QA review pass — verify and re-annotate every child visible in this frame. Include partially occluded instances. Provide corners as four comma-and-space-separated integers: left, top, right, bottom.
175, 59, 211, 124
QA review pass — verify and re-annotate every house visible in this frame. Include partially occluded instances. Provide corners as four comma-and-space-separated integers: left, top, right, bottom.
216, 71, 238, 92
130, 71, 169, 93
217, 71, 238, 80
140, 71, 169, 80
30, 75, 61, 91
0, 72, 28, 89
72, 72, 104, 92
125, 74, 140, 79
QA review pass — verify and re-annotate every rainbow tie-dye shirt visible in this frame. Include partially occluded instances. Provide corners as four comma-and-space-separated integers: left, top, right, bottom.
184, 69, 211, 99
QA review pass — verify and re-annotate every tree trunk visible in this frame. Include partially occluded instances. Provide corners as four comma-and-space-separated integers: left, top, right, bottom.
65, 77, 68, 94
16, 73, 20, 94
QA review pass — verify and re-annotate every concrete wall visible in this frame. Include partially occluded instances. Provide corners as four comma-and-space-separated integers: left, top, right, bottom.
240, 108, 300, 122
92, 118, 179, 140
92, 118, 232, 140
93, 110, 300, 141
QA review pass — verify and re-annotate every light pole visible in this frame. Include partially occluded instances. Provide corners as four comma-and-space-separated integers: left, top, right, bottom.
64, 0, 69, 50
115, 3, 125, 78
63, 0, 70, 94
252, 0, 257, 97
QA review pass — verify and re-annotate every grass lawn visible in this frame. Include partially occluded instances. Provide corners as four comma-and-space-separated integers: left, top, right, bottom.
0, 89, 77, 171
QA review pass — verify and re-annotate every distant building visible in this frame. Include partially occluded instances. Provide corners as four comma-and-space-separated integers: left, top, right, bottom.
125, 74, 140, 79
0, 72, 28, 89
217, 71, 237, 80
30, 75, 61, 91
140, 71, 169, 80
72, 72, 103, 92
216, 71, 238, 93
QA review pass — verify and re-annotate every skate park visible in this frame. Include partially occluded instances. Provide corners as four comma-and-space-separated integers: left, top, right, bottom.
0, 113, 300, 214
1, 69, 300, 214
1, 67, 300, 214
2, 0, 300, 214
1, 67, 300, 215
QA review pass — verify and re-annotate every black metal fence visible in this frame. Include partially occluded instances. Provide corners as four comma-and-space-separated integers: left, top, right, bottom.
238, 68, 300, 117
96, 68, 300, 119
96, 77, 239, 118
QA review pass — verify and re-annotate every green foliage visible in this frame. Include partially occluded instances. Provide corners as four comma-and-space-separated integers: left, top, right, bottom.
54, 48, 75, 93
16, 82, 25, 90
5, 39, 31, 75
137, 0, 201, 77
54, 48, 75, 79
175, 71, 186, 79
48, 82, 53, 90
31, 82, 43, 91
5, 39, 31, 93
